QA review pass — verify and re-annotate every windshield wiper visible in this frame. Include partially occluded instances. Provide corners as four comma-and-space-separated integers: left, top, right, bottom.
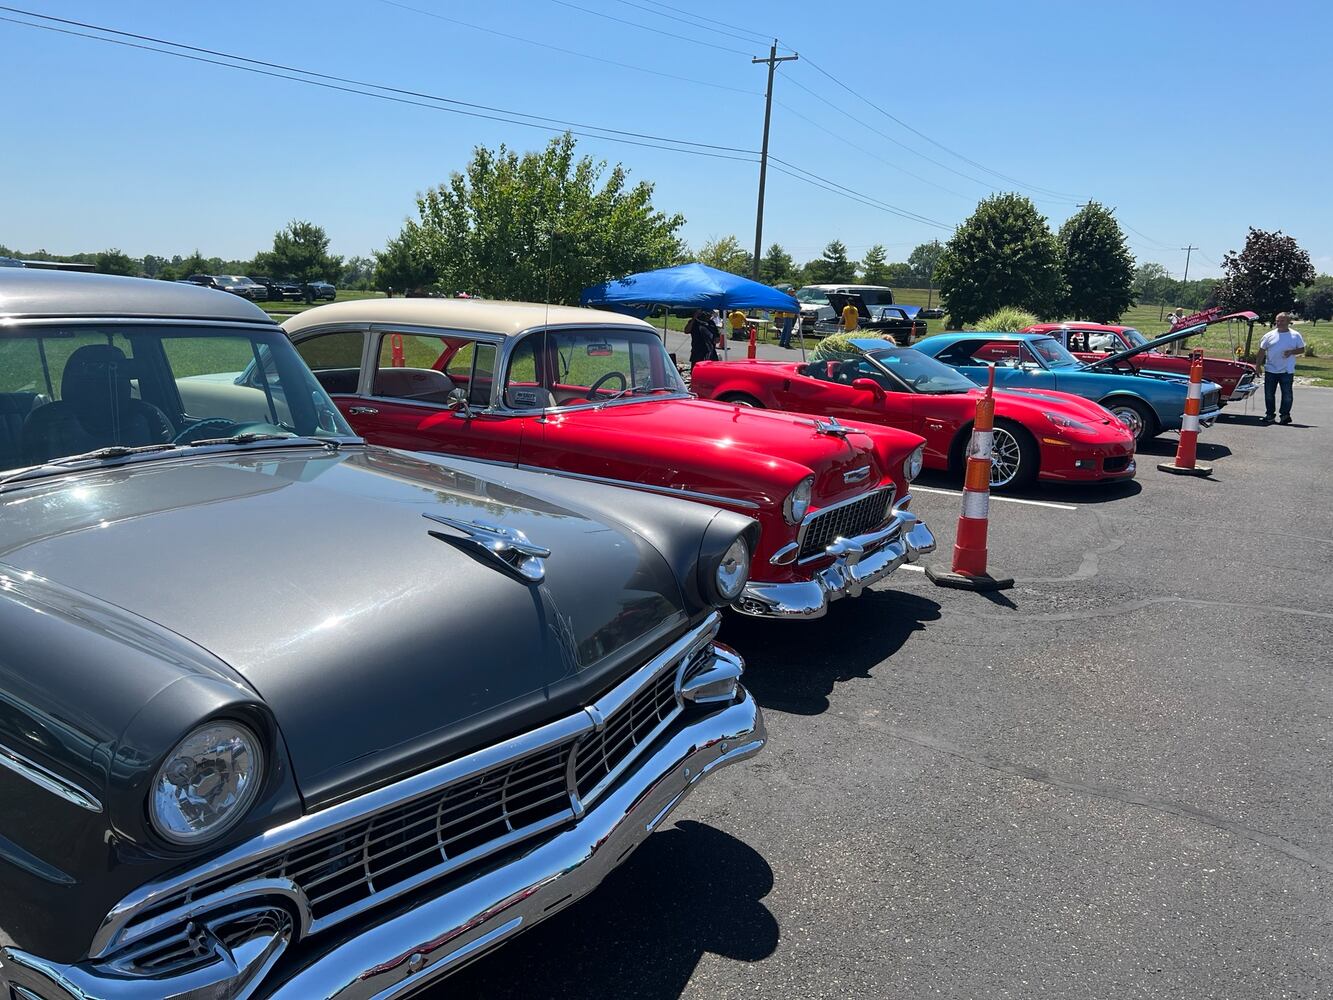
184, 432, 343, 451
0, 443, 183, 487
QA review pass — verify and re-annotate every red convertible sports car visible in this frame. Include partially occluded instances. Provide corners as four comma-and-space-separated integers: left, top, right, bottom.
1023, 311, 1259, 403
691, 340, 1136, 490
283, 300, 936, 620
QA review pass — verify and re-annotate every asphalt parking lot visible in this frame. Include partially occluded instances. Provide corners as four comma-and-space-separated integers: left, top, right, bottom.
443, 386, 1332, 1000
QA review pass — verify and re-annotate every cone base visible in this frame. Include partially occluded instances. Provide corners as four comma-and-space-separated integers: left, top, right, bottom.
926, 565, 1015, 591
1156, 461, 1213, 477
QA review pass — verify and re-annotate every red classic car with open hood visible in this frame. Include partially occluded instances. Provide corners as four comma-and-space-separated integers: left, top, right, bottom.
691, 340, 1136, 490
1023, 311, 1259, 403
283, 299, 936, 619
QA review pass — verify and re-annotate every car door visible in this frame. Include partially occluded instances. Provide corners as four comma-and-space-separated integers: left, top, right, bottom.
778, 358, 924, 437
292, 327, 524, 464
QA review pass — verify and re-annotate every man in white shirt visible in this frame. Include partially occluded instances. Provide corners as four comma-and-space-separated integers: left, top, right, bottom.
1255, 312, 1305, 425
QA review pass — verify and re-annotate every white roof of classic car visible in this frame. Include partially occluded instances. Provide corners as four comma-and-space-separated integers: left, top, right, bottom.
282, 297, 652, 338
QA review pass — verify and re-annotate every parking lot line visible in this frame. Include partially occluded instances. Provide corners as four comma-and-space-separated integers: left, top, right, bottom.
911, 485, 1078, 511
901, 564, 925, 572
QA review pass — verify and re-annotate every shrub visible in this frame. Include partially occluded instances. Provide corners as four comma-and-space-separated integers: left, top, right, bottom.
975, 307, 1039, 333
811, 331, 893, 363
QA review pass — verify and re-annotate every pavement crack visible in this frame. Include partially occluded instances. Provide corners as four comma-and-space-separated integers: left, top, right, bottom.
850, 717, 1333, 876
1014, 508, 1125, 584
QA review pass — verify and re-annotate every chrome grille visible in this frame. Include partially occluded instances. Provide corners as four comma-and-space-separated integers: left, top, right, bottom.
798, 487, 894, 561
101, 617, 724, 971
1203, 388, 1220, 411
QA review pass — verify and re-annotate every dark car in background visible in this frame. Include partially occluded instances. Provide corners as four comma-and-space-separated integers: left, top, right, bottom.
303, 278, 337, 302
814, 292, 927, 345
0, 269, 766, 1000
251, 275, 302, 301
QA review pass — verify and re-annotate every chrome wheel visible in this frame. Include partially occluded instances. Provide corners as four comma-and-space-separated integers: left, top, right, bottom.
1109, 404, 1145, 439
989, 426, 1023, 487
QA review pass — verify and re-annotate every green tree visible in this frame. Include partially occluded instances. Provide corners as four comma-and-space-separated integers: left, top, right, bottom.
339, 255, 376, 289
178, 251, 209, 277
374, 231, 437, 294
907, 240, 944, 287
697, 235, 752, 275
254, 220, 343, 283
1132, 262, 1174, 305
884, 262, 913, 286
94, 249, 138, 276
934, 194, 1064, 325
1057, 202, 1135, 322
1298, 278, 1333, 325
805, 240, 856, 284
759, 243, 795, 285
1216, 228, 1315, 321
860, 244, 890, 285
407, 133, 685, 302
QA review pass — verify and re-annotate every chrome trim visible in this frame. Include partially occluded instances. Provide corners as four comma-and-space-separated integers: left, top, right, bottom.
795, 485, 895, 564
86, 614, 724, 962
737, 505, 936, 619
423, 513, 550, 583
0, 741, 102, 813
843, 465, 871, 484
768, 541, 799, 566
514, 464, 762, 511
6, 630, 761, 1000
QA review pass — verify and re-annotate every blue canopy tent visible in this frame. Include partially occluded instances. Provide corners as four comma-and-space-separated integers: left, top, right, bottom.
581, 263, 801, 359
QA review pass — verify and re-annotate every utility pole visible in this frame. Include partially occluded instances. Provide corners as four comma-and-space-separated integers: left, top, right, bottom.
1180, 245, 1198, 287
751, 40, 798, 279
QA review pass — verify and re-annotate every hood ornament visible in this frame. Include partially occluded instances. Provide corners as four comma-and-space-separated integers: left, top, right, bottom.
424, 513, 550, 583
809, 416, 856, 439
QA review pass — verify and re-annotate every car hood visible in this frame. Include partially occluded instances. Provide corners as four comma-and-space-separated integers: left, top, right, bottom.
0, 446, 689, 806
550, 396, 903, 506
1084, 321, 1210, 369
992, 388, 1130, 432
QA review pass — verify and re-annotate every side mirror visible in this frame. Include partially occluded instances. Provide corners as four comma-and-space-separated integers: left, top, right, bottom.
446, 387, 473, 418
851, 377, 885, 401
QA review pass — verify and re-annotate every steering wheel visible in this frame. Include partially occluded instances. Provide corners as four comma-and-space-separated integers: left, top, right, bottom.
910, 374, 930, 388
585, 371, 628, 399
173, 418, 241, 444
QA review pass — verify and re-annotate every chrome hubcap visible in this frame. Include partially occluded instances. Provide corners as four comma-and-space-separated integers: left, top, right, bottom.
989, 427, 1022, 487
1110, 406, 1144, 438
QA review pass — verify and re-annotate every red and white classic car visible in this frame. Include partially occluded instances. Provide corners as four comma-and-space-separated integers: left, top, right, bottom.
1022, 314, 1259, 403
691, 341, 1136, 490
283, 299, 936, 619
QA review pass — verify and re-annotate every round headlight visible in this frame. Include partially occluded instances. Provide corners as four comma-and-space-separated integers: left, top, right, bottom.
715, 536, 751, 602
903, 445, 924, 482
150, 722, 264, 846
784, 476, 814, 524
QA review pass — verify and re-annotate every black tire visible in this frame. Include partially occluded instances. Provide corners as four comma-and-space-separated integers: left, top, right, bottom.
1100, 397, 1157, 443
988, 419, 1038, 490
719, 393, 763, 408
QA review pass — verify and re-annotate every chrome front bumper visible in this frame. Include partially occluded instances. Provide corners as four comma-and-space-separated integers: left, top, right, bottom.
1228, 380, 1258, 402
736, 506, 936, 619
1, 685, 765, 1000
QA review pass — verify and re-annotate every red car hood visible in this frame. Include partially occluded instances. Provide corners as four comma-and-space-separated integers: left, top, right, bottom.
991, 386, 1124, 429
543, 396, 918, 506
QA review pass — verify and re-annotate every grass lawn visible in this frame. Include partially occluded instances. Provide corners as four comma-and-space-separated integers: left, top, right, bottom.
262, 289, 387, 317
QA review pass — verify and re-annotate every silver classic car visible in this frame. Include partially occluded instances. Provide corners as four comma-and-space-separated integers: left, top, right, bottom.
0, 270, 766, 999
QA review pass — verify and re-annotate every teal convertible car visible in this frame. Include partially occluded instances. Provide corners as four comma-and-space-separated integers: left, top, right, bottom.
913, 330, 1223, 442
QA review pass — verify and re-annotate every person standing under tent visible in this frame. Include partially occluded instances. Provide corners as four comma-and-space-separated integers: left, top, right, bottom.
686, 309, 719, 367
774, 308, 796, 348
728, 308, 748, 342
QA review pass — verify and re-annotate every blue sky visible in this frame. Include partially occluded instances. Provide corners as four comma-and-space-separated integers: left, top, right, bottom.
2, 0, 1328, 279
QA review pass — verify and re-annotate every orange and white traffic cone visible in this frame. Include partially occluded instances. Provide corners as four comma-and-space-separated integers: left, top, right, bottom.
1157, 349, 1212, 477
927, 365, 1014, 591
747, 324, 757, 360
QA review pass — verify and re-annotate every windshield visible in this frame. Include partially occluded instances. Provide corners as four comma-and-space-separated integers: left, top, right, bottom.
214, 276, 238, 287
1028, 337, 1081, 369
503, 326, 686, 409
0, 324, 353, 475
857, 288, 894, 306
865, 347, 977, 393
795, 288, 829, 305
1121, 328, 1149, 348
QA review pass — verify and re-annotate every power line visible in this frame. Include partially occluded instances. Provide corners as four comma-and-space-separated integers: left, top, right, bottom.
376, 0, 759, 96
774, 98, 973, 201
793, 51, 1081, 202
546, 0, 751, 55
767, 163, 949, 231
768, 157, 953, 231
0, 11, 760, 163
611, 0, 770, 47
634, 0, 774, 44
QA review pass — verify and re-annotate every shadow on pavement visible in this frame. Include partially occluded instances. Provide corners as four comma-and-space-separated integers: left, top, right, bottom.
721, 588, 941, 715
437, 821, 777, 999
1134, 438, 1233, 461
913, 470, 1143, 506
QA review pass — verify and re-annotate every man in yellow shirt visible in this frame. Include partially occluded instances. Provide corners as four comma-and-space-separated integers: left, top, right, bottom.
774, 309, 796, 348
728, 309, 748, 342
842, 300, 859, 333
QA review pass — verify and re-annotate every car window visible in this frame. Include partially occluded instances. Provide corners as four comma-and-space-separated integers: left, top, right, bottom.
2, 325, 351, 474
1027, 337, 1080, 368
857, 289, 894, 306
504, 327, 684, 409
293, 331, 365, 395
373, 333, 455, 404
